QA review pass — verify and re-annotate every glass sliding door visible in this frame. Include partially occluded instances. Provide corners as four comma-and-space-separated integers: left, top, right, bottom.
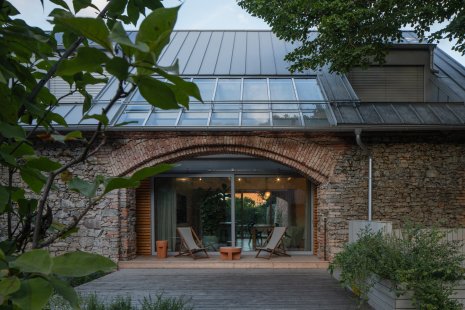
235, 176, 309, 251
153, 174, 310, 253
154, 177, 232, 251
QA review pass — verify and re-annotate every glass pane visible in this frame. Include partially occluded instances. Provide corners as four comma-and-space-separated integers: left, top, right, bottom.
272, 112, 302, 126
188, 101, 211, 110
294, 79, 324, 100
210, 112, 239, 126
269, 79, 296, 100
303, 107, 330, 126
178, 112, 209, 126
213, 102, 241, 110
242, 112, 270, 126
215, 79, 241, 101
243, 79, 268, 101
235, 176, 309, 251
154, 177, 232, 251
146, 112, 179, 126
243, 102, 269, 110
272, 102, 299, 110
117, 113, 148, 126
192, 78, 215, 102
64, 105, 83, 124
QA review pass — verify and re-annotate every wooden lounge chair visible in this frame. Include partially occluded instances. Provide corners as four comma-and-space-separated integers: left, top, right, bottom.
255, 226, 291, 259
175, 227, 210, 259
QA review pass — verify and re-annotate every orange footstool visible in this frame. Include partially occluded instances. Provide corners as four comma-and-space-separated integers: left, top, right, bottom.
219, 247, 242, 260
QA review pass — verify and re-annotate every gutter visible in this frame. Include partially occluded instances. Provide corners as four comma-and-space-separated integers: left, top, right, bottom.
355, 128, 373, 221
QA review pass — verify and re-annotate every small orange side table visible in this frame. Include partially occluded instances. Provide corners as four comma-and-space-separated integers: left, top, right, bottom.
219, 247, 242, 260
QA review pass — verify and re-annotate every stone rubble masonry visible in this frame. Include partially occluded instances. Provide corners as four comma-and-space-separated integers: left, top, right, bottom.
0, 131, 464, 261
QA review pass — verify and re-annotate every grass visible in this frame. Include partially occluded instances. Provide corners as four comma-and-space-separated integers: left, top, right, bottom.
48, 294, 193, 310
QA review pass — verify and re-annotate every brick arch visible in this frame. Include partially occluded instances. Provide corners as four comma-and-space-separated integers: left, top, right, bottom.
109, 134, 341, 184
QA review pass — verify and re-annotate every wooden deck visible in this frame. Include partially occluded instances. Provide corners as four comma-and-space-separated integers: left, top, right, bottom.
77, 269, 370, 309
119, 253, 329, 269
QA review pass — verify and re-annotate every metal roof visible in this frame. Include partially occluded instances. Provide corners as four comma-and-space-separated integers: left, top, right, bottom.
46, 30, 465, 131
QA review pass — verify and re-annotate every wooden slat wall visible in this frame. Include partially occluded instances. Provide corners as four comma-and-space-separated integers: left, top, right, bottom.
313, 186, 318, 254
136, 179, 152, 255
348, 66, 424, 102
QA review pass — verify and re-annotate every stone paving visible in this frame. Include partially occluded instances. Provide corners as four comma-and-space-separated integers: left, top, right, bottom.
77, 269, 371, 309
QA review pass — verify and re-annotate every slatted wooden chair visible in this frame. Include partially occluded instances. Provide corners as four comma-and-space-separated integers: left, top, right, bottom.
175, 227, 210, 260
255, 226, 291, 259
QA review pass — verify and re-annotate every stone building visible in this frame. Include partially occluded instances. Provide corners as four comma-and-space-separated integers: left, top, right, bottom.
30, 30, 465, 261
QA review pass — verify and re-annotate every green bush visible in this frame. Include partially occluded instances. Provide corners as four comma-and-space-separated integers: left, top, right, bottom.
329, 226, 465, 309
47, 293, 193, 310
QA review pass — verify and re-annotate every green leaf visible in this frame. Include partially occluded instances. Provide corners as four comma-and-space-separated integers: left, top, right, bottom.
25, 157, 62, 172
50, 0, 71, 11
11, 278, 53, 310
0, 122, 26, 140
72, 0, 97, 13
104, 177, 139, 195
156, 69, 203, 102
135, 6, 179, 64
48, 276, 79, 309
0, 150, 16, 166
54, 16, 113, 52
0, 277, 21, 297
82, 113, 109, 126
110, 22, 149, 54
0, 186, 8, 213
136, 76, 178, 109
68, 176, 103, 198
106, 57, 129, 81
17, 199, 38, 217
10, 250, 52, 275
131, 164, 173, 181
57, 47, 109, 76
20, 168, 46, 194
64, 131, 83, 141
46, 111, 68, 127
52, 251, 116, 277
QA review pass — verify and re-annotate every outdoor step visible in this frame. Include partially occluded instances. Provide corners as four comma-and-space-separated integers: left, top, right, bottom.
118, 254, 329, 269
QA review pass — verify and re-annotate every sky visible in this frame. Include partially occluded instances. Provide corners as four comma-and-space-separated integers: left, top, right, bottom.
11, 0, 465, 66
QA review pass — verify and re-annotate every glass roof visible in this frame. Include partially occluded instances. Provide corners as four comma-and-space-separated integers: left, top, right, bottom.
114, 77, 331, 128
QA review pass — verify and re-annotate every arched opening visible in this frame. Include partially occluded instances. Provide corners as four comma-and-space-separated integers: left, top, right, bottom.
136, 154, 318, 256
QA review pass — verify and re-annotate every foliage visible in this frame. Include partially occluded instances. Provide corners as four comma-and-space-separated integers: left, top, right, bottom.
0, 249, 116, 309
199, 184, 229, 235
238, 0, 465, 73
0, 0, 202, 308
329, 226, 465, 309
47, 293, 193, 310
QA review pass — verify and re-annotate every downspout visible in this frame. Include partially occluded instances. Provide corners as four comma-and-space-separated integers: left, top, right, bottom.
355, 129, 372, 221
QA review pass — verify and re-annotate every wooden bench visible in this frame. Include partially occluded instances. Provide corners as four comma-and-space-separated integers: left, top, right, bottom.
219, 247, 242, 260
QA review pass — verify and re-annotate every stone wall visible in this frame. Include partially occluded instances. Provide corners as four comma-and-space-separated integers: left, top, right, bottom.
317, 132, 465, 259
1, 131, 464, 262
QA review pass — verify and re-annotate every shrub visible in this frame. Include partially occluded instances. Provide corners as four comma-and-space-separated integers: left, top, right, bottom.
329, 226, 465, 309
47, 293, 192, 310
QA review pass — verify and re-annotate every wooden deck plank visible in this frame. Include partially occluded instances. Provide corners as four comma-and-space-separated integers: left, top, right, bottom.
77, 269, 371, 309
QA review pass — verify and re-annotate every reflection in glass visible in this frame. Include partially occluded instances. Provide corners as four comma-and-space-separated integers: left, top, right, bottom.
178, 112, 209, 126
303, 106, 330, 126
294, 79, 324, 100
146, 112, 180, 126
269, 79, 296, 100
272, 112, 301, 126
210, 112, 239, 126
235, 176, 309, 251
155, 177, 231, 251
242, 112, 270, 126
117, 105, 151, 126
215, 79, 241, 101
192, 78, 216, 102
243, 79, 268, 101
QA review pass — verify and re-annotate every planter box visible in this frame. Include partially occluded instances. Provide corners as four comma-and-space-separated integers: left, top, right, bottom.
333, 270, 465, 309
368, 279, 465, 310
